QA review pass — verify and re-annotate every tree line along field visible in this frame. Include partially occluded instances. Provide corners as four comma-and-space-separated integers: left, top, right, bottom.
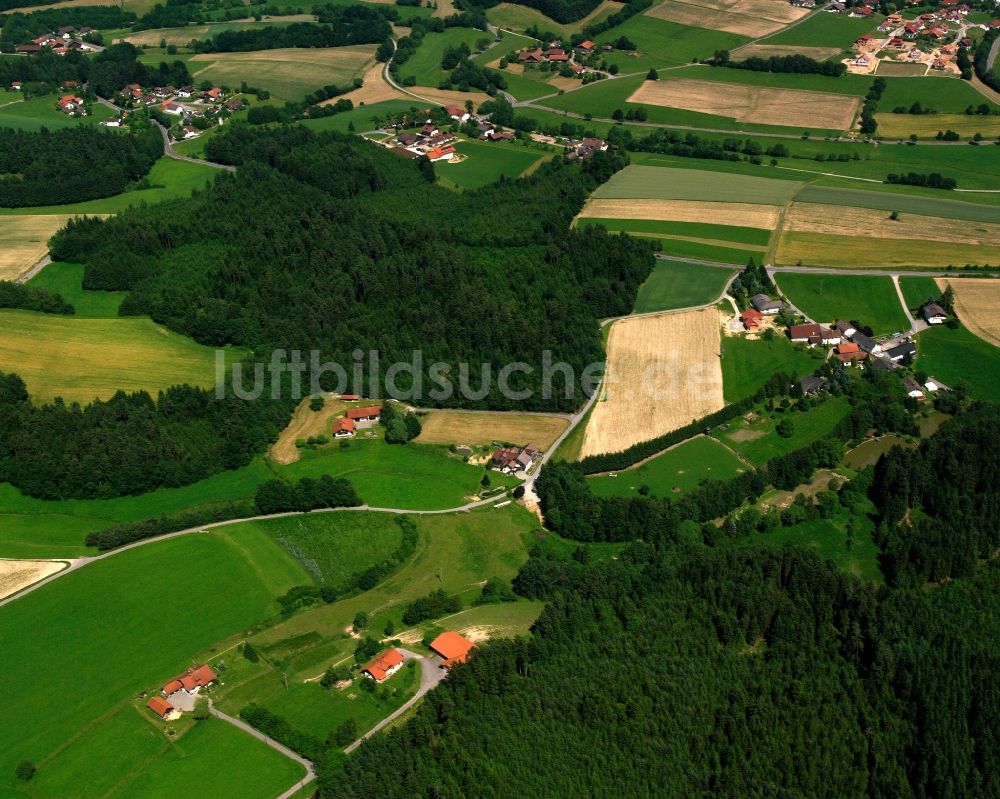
587, 435, 747, 499
775, 273, 911, 335
0, 528, 311, 799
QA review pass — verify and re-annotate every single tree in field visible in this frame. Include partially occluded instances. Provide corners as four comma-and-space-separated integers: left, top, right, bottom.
333, 718, 358, 746
646, 68, 658, 80
940, 283, 955, 314
353, 611, 369, 632
15, 761, 36, 782
193, 698, 210, 721
243, 642, 260, 663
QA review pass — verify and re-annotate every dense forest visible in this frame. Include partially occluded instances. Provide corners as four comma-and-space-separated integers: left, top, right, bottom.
0, 122, 163, 207
314, 404, 1000, 798
51, 125, 653, 412
190, 11, 391, 53
0, 282, 73, 315
0, 372, 293, 499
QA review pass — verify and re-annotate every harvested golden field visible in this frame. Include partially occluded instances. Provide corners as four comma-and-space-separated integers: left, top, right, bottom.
416, 410, 569, 450
645, 0, 808, 37
0, 215, 81, 281
409, 86, 492, 107
938, 278, 1000, 348
628, 78, 860, 130
580, 308, 724, 458
784, 203, 1000, 246
269, 396, 349, 464
0, 559, 67, 601
774, 231, 996, 269
325, 61, 407, 106
191, 46, 376, 102
733, 43, 842, 60
578, 198, 780, 229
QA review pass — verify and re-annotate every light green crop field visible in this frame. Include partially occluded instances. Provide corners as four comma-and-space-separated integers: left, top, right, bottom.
27, 262, 124, 317
594, 14, 749, 72
0, 528, 310, 798
0, 458, 272, 559
764, 11, 881, 49
775, 231, 997, 270
440, 139, 544, 189
0, 309, 243, 404
792, 184, 1000, 223
0, 95, 115, 131
276, 438, 519, 510
876, 112, 1000, 139
775, 273, 910, 334
721, 335, 820, 403
730, 503, 882, 583
587, 435, 747, 498
656, 239, 763, 264
577, 218, 770, 246
878, 76, 1000, 115
898, 276, 941, 311
592, 164, 801, 203
629, 259, 737, 312
713, 396, 850, 465
0, 157, 220, 216
190, 45, 376, 102
251, 512, 405, 591
916, 323, 1000, 401
398, 27, 491, 87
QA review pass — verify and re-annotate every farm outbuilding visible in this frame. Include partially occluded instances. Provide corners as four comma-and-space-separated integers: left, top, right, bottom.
430, 632, 475, 668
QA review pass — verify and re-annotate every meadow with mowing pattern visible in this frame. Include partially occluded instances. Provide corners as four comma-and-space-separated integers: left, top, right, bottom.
592, 164, 801, 204
628, 260, 737, 312
0, 528, 311, 798
898, 276, 941, 311
775, 273, 910, 335
916, 323, 1000, 401
587, 435, 747, 499
0, 309, 244, 404
721, 334, 821, 402
440, 139, 546, 189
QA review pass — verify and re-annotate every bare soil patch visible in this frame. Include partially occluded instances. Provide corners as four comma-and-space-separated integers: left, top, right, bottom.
0, 559, 67, 601
269, 395, 348, 464
325, 61, 407, 106
578, 198, 780, 229
875, 61, 928, 77
580, 308, 724, 458
409, 87, 491, 106
416, 410, 569, 450
733, 43, 842, 61
785, 203, 1000, 246
938, 278, 1000, 348
0, 215, 84, 282
627, 78, 859, 130
645, 0, 807, 37
727, 428, 765, 442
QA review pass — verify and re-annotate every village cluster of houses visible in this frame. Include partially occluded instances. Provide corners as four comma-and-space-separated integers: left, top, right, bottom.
146, 664, 218, 721
362, 632, 475, 686
490, 444, 539, 475
14, 25, 101, 56
109, 83, 243, 138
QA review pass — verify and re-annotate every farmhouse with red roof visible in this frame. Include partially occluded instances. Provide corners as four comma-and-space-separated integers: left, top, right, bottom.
146, 696, 176, 720
363, 648, 405, 682
346, 405, 381, 422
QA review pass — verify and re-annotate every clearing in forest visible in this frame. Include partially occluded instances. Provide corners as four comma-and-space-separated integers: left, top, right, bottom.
0, 215, 81, 281
580, 308, 724, 458
645, 0, 809, 37
627, 78, 860, 130
938, 278, 1000, 349
416, 410, 569, 450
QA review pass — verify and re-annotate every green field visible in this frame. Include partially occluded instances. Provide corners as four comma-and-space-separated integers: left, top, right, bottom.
486, 1, 620, 38
775, 273, 911, 335
654, 238, 764, 264
0, 459, 272, 559
721, 335, 820, 402
592, 164, 801, 203
629, 259, 737, 312
0, 95, 115, 131
916, 323, 1000, 401
587, 435, 747, 498
594, 14, 749, 72
440, 139, 545, 189
27, 262, 124, 317
578, 217, 770, 246
398, 28, 491, 87
730, 503, 882, 583
276, 438, 519, 510
0, 528, 310, 798
0, 308, 241, 404
764, 11, 881, 49
301, 99, 425, 134
0, 158, 220, 216
878, 76, 1000, 116
253, 512, 405, 590
898, 276, 941, 311
793, 184, 1000, 223
713, 395, 850, 465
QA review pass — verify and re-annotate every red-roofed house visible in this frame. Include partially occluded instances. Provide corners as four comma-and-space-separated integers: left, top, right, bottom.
166, 664, 217, 694
340, 393, 360, 401
430, 631, 475, 668
577, 40, 595, 52
426, 145, 455, 162
203, 87, 222, 101
518, 48, 544, 63
333, 417, 356, 437
57, 94, 83, 113
363, 648, 405, 682
147, 697, 175, 719
346, 405, 382, 422
740, 308, 763, 330
835, 341, 867, 364
444, 103, 469, 122
162, 679, 183, 696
